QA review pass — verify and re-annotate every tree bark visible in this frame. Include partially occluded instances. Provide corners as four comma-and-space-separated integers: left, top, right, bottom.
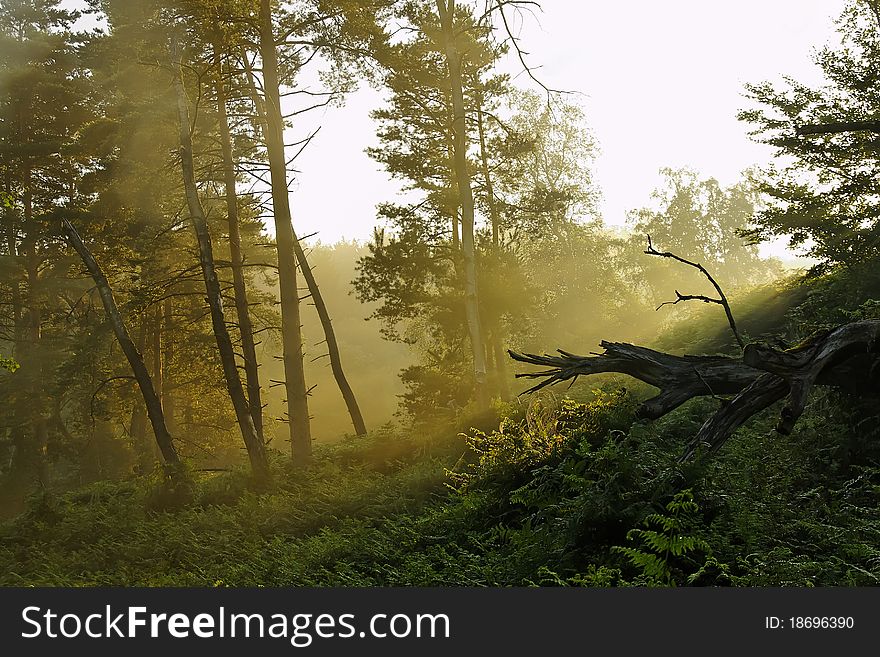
510, 320, 880, 460
162, 298, 177, 436
130, 315, 150, 470
151, 303, 163, 414
294, 245, 368, 436
173, 43, 270, 483
258, 0, 313, 463
61, 219, 180, 468
438, 0, 489, 411
476, 100, 511, 401
213, 40, 265, 441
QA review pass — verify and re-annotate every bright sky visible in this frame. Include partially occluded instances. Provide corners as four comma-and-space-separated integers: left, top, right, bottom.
288, 0, 847, 250
65, 0, 848, 251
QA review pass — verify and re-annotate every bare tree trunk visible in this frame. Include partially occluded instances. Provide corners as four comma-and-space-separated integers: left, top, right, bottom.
476, 102, 511, 401
258, 0, 312, 463
242, 39, 365, 441
173, 43, 270, 483
61, 219, 180, 468
130, 315, 150, 470
4, 174, 26, 481
162, 298, 177, 436
446, 106, 460, 252
294, 245, 367, 435
4, 174, 21, 346
148, 304, 165, 463
213, 40, 264, 440
477, 104, 500, 250
511, 321, 880, 460
438, 0, 489, 411
151, 304, 163, 413
21, 162, 49, 481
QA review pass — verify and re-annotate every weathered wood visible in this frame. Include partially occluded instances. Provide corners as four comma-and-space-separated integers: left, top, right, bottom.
510, 320, 880, 459
682, 373, 789, 461
510, 342, 762, 418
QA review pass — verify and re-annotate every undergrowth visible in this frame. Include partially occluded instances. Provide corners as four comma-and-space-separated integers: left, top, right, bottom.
2, 375, 878, 586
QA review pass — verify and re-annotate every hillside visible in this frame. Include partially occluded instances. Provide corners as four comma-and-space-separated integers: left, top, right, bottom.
4, 271, 878, 587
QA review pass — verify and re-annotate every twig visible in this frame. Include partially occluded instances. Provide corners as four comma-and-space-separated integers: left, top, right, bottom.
645, 235, 744, 348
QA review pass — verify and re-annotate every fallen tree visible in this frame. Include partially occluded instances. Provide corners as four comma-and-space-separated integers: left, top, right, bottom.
509, 238, 880, 460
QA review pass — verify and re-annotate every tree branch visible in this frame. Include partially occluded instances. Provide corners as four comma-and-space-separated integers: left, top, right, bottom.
796, 120, 880, 136
645, 235, 744, 348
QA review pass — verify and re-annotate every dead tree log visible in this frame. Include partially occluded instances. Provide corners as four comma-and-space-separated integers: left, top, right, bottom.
510, 320, 880, 460
510, 342, 762, 418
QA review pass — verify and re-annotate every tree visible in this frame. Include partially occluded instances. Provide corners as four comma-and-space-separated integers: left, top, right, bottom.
0, 0, 90, 484
357, 43, 610, 417
437, 0, 489, 410
61, 218, 181, 469
356, 0, 507, 417
209, 25, 266, 441
172, 33, 270, 483
739, 0, 880, 269
256, 0, 314, 462
245, 0, 384, 453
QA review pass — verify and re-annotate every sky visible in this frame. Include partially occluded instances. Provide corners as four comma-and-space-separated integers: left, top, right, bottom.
66, 0, 849, 251
287, 0, 847, 249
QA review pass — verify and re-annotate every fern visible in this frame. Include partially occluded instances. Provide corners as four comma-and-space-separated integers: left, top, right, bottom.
612, 489, 709, 586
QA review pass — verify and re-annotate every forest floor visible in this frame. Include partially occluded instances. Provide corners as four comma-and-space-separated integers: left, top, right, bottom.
3, 274, 880, 586
2, 380, 879, 586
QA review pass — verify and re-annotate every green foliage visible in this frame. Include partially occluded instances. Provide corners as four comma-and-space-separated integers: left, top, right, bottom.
2, 361, 880, 587
612, 490, 710, 586
740, 0, 880, 267
0, 354, 18, 373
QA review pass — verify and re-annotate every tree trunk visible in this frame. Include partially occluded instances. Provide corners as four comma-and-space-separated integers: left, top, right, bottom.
162, 298, 177, 435
151, 303, 163, 414
130, 315, 150, 471
213, 40, 264, 441
438, 0, 489, 411
258, 0, 312, 463
294, 245, 367, 435
446, 104, 460, 252
476, 102, 511, 401
510, 321, 880, 460
242, 36, 366, 440
61, 219, 180, 468
173, 44, 270, 483
19, 160, 50, 482
476, 103, 500, 250
4, 174, 26, 482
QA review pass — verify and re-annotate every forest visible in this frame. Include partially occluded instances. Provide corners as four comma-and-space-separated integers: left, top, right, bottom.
1, 0, 880, 587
